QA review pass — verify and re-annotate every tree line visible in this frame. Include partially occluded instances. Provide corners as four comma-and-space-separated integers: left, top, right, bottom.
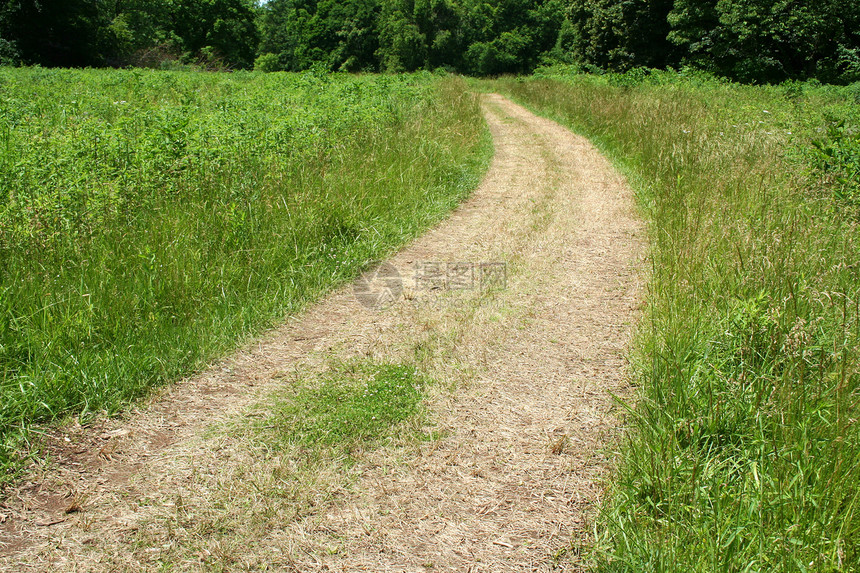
0, 1, 259, 69
1, 0, 858, 83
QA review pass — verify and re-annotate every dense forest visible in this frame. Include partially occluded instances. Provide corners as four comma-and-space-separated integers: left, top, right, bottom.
1, 0, 859, 82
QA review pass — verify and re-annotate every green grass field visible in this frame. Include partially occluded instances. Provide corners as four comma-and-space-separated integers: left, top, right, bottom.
0, 68, 491, 477
4, 63, 860, 570
491, 69, 860, 571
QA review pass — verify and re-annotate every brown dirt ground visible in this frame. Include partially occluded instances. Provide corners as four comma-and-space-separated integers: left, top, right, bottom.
0, 94, 645, 572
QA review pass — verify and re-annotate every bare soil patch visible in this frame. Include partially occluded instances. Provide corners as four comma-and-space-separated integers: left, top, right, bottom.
0, 95, 644, 571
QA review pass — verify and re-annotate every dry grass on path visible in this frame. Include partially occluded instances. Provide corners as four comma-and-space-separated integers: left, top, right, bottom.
0, 95, 644, 572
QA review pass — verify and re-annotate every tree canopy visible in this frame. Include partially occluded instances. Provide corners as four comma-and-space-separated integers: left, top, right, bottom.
0, 0, 858, 82
0, 0, 259, 69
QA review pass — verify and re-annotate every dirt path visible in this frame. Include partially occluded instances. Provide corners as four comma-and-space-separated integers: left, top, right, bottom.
0, 95, 644, 572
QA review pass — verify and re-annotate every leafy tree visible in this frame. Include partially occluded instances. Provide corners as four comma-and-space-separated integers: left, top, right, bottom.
668, 0, 860, 83
0, 0, 258, 69
171, 0, 259, 69
377, 0, 462, 71
459, 0, 564, 75
1, 0, 855, 83
375, 0, 563, 75
565, 0, 676, 71
259, 0, 380, 71
104, 0, 174, 64
322, 0, 380, 70
0, 0, 114, 66
665, 0, 719, 70
257, 0, 311, 70
377, 1, 427, 71
0, 2, 18, 65
0, 37, 17, 65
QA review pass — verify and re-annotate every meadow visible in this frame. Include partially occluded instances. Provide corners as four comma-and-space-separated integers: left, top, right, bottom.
5, 62, 860, 570
491, 69, 860, 571
0, 68, 491, 476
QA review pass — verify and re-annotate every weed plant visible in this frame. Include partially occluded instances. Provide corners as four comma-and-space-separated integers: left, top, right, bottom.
0, 68, 491, 477
492, 69, 860, 571
260, 360, 426, 456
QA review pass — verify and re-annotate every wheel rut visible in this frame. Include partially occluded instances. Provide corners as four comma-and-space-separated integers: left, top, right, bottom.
0, 95, 644, 572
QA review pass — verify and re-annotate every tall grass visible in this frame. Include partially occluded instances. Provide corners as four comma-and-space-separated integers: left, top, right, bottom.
491, 70, 860, 571
0, 68, 491, 477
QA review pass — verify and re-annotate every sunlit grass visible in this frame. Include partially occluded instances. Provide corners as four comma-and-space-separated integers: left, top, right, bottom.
491, 70, 860, 571
0, 68, 492, 478
261, 360, 426, 455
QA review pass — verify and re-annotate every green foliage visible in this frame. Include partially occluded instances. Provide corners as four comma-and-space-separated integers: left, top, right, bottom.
556, 0, 860, 84
566, 0, 677, 71
103, 0, 174, 64
494, 72, 860, 571
0, 37, 16, 66
254, 52, 281, 72
0, 68, 491, 476
252, 0, 858, 80
377, 0, 431, 72
0, 0, 258, 69
258, 0, 381, 72
170, 0, 259, 69
809, 119, 860, 203
0, 0, 113, 67
262, 360, 426, 453
257, 0, 565, 75
667, 0, 860, 83
459, 0, 564, 75
0, 0, 858, 81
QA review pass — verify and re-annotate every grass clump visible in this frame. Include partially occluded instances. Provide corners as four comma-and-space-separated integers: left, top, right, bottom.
0, 68, 491, 477
107, 359, 430, 569
491, 70, 860, 571
261, 360, 426, 455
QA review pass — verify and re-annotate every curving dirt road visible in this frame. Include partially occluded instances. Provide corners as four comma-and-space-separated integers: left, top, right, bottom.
0, 95, 644, 572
